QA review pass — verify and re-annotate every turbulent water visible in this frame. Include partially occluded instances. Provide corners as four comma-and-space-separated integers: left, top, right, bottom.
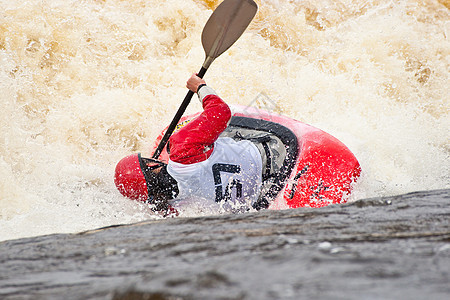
0, 0, 448, 242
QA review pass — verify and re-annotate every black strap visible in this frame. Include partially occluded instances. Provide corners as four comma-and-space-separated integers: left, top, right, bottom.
232, 132, 273, 180
260, 141, 272, 181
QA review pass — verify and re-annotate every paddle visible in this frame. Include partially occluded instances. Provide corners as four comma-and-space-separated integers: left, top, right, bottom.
152, 0, 258, 159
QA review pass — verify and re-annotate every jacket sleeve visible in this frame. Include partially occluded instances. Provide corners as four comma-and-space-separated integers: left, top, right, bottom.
168, 90, 232, 164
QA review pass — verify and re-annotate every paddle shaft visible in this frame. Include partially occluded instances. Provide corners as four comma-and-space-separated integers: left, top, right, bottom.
152, 66, 207, 159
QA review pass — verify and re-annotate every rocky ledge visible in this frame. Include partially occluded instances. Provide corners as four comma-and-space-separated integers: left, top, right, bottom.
1, 189, 449, 300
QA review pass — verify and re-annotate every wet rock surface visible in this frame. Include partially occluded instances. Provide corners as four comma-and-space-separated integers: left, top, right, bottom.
1, 189, 449, 300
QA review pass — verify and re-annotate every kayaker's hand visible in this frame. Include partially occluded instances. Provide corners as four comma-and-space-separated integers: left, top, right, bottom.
186, 73, 206, 93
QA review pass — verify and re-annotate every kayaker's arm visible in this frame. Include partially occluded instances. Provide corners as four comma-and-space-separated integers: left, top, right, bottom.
168, 75, 231, 164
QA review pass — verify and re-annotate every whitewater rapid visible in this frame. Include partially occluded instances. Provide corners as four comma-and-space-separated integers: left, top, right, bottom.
0, 0, 448, 241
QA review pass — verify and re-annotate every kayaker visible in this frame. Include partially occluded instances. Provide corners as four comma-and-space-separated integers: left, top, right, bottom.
115, 73, 270, 215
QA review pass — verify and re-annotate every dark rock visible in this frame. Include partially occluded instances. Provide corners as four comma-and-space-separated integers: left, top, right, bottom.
0, 189, 449, 300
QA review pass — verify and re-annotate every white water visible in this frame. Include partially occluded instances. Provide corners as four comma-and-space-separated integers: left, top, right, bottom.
0, 0, 448, 241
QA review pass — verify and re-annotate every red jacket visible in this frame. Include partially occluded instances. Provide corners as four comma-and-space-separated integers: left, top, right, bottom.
168, 93, 232, 164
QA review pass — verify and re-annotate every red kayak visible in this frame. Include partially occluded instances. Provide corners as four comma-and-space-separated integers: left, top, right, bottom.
152, 105, 361, 210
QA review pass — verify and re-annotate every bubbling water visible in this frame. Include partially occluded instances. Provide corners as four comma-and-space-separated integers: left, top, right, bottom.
0, 0, 448, 241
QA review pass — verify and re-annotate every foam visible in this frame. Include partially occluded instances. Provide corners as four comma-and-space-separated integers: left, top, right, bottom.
0, 0, 448, 241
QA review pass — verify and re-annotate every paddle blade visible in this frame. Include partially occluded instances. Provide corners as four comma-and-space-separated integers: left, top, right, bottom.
201, 0, 257, 69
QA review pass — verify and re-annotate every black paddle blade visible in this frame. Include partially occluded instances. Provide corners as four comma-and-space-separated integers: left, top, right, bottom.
201, 0, 258, 69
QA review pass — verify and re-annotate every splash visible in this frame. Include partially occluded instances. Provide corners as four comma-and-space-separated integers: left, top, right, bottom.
0, 0, 448, 241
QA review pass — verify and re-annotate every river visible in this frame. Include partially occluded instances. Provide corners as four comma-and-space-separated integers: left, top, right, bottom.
0, 0, 448, 241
